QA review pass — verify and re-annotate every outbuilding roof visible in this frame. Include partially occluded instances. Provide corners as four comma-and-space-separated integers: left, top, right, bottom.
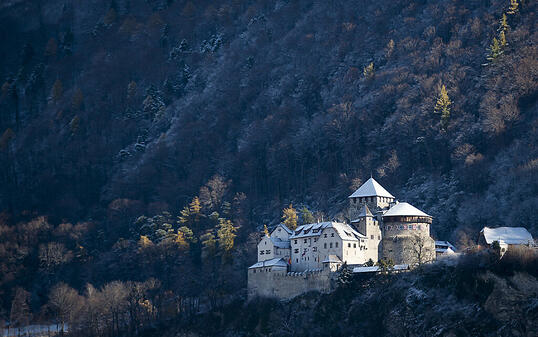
480, 227, 534, 245
349, 177, 395, 198
248, 257, 289, 269
383, 202, 431, 217
352, 264, 409, 273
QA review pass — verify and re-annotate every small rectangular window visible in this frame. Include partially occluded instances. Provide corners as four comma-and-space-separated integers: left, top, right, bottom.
330, 243, 333, 248
348, 243, 351, 247
324, 243, 327, 249
353, 243, 356, 248
335, 242, 338, 248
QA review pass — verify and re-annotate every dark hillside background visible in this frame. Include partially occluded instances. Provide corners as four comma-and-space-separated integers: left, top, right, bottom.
0, 0, 536, 332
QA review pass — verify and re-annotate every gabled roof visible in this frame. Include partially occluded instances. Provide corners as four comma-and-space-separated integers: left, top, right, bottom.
480, 227, 533, 245
270, 237, 291, 249
435, 240, 456, 251
349, 177, 395, 198
289, 221, 366, 240
271, 223, 292, 235
383, 202, 431, 217
248, 257, 289, 269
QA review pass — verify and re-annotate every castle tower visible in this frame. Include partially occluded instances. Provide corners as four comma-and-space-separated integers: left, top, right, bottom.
381, 202, 436, 265
351, 205, 381, 263
348, 177, 395, 220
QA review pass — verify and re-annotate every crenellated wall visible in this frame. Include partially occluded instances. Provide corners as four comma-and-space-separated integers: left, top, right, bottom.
247, 268, 335, 299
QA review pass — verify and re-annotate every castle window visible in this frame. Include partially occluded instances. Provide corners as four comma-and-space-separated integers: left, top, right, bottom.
335, 242, 338, 248
266, 250, 271, 254
324, 234, 327, 238
313, 247, 317, 252
348, 243, 351, 248
371, 235, 374, 239
331, 233, 334, 237
294, 249, 299, 253
296, 258, 298, 263
294, 240, 297, 244
304, 239, 307, 243
378, 235, 381, 240
330, 243, 333, 248
260, 251, 264, 255
314, 238, 317, 242
353, 198, 356, 204
324, 243, 327, 249
353, 243, 356, 248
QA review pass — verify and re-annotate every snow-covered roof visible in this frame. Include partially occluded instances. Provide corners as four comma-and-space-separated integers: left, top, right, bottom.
289, 221, 366, 240
352, 264, 409, 273
248, 257, 289, 269
435, 240, 456, 251
322, 254, 342, 263
349, 177, 395, 198
480, 227, 534, 245
271, 223, 292, 235
436, 247, 456, 254
270, 237, 291, 249
383, 202, 431, 217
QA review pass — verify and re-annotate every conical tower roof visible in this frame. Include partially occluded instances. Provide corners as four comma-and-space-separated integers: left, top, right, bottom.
383, 202, 430, 217
348, 177, 395, 198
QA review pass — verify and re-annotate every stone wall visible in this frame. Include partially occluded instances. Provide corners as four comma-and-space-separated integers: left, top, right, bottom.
247, 268, 334, 300
382, 234, 435, 265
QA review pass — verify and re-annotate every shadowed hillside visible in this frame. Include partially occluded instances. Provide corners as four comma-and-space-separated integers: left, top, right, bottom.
0, 0, 536, 334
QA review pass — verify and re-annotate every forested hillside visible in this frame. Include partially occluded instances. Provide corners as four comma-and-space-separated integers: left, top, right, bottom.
0, 0, 536, 333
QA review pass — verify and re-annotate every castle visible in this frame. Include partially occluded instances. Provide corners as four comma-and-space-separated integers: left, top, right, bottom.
248, 177, 436, 299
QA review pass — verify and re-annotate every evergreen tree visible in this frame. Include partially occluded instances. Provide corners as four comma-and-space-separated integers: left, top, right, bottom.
300, 206, 315, 225
282, 204, 298, 230
385, 39, 395, 59
376, 258, 394, 273
499, 31, 507, 48
71, 88, 84, 111
434, 84, 451, 130
201, 232, 217, 257
337, 262, 353, 288
507, 0, 519, 15
363, 62, 375, 81
486, 37, 503, 63
498, 13, 509, 32
51, 79, 63, 103
217, 218, 237, 254
44, 38, 58, 57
